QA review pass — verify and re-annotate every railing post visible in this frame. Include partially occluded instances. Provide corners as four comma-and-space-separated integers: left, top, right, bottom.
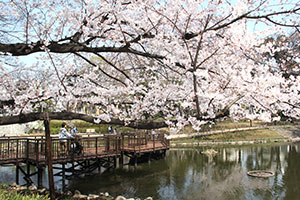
113, 136, 116, 153
138, 136, 141, 153
135, 135, 137, 151
132, 135, 134, 147
105, 136, 109, 152
96, 137, 98, 156
118, 136, 121, 152
133, 135, 136, 151
153, 134, 155, 151
68, 138, 71, 154
16, 139, 19, 159
36, 139, 39, 162
7, 137, 10, 158
122, 134, 124, 151
114, 136, 117, 152
116, 136, 119, 152
26, 139, 29, 159
41, 136, 44, 156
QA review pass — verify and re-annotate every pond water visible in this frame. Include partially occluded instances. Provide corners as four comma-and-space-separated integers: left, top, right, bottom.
1, 143, 300, 200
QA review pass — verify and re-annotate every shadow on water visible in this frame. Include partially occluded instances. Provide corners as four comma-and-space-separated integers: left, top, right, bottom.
1, 143, 300, 200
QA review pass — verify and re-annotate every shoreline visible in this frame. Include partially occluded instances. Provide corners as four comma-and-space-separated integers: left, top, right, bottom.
170, 137, 300, 148
1, 183, 153, 200
169, 125, 300, 147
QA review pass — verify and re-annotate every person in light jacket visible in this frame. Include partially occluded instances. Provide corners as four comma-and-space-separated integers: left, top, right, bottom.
58, 122, 73, 155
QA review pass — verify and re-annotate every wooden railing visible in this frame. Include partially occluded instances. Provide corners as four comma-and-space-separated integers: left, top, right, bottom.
121, 131, 169, 153
0, 137, 28, 163
0, 132, 169, 164
0, 135, 121, 164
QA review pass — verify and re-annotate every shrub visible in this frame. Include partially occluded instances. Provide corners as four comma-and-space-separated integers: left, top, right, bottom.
0, 189, 49, 200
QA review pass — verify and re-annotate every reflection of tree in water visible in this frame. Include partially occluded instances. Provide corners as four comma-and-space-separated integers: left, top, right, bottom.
166, 145, 290, 200
164, 149, 207, 200
165, 148, 242, 200
282, 145, 300, 200
64, 144, 300, 200
67, 158, 171, 198
245, 145, 286, 200
245, 146, 275, 170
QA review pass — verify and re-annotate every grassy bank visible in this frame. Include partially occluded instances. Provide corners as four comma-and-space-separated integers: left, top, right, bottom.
177, 119, 294, 135
171, 128, 287, 145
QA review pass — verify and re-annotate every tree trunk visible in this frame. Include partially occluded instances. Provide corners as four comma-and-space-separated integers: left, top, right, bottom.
43, 113, 55, 200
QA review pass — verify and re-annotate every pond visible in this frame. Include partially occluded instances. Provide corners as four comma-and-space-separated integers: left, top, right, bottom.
1, 143, 300, 200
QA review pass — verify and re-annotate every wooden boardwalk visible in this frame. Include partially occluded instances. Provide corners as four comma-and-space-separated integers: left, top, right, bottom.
0, 131, 169, 188
0, 132, 169, 165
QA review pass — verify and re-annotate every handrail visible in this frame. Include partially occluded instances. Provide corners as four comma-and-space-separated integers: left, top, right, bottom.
0, 132, 169, 164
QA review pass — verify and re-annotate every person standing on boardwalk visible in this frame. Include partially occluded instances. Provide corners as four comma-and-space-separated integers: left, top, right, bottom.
58, 122, 73, 155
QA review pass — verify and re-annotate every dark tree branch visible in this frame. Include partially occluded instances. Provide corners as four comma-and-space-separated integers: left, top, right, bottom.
282, 101, 300, 109
0, 41, 164, 59
208, 11, 253, 31
196, 48, 220, 69
250, 95, 272, 112
207, 95, 244, 121
181, 7, 300, 41
247, 8, 300, 19
264, 16, 300, 28
93, 52, 133, 83
0, 99, 15, 108
46, 51, 68, 92
73, 52, 128, 86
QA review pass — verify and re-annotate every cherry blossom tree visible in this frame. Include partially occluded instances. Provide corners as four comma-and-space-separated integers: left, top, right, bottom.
0, 0, 299, 131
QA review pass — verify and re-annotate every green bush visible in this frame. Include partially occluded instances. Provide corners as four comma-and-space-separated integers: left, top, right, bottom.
0, 189, 49, 200
0, 184, 7, 189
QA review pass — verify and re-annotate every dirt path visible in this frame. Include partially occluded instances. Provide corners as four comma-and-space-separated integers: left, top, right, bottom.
167, 126, 262, 139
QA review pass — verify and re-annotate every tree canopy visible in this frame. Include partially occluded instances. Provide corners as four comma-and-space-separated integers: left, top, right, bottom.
0, 0, 299, 131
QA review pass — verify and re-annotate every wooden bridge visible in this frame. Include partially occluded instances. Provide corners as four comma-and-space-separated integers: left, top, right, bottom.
0, 131, 169, 189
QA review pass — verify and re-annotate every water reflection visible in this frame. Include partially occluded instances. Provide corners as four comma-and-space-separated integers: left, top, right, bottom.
1, 143, 300, 200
